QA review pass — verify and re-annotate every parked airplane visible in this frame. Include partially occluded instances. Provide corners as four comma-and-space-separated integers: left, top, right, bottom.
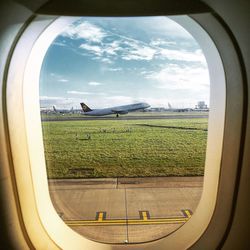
167, 103, 193, 112
53, 106, 74, 114
80, 102, 150, 117
166, 103, 209, 112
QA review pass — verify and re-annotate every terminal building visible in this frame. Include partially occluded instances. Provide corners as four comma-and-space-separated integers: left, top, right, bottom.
195, 101, 208, 110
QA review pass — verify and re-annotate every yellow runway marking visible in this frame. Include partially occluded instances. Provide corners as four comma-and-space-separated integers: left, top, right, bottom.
184, 209, 192, 218
97, 212, 104, 222
142, 211, 148, 221
64, 209, 192, 227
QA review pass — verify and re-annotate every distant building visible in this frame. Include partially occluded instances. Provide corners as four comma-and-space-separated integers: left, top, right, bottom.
195, 101, 208, 110
147, 107, 168, 112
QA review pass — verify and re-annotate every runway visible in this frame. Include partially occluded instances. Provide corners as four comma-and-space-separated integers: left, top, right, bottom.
49, 176, 203, 244
42, 114, 208, 122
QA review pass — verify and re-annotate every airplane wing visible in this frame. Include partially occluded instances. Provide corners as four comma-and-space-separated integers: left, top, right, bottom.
111, 109, 128, 114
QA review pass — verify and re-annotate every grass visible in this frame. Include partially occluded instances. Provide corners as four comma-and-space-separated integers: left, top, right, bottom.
42, 118, 208, 178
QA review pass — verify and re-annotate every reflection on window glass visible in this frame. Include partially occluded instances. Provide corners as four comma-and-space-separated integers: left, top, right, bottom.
40, 16, 209, 243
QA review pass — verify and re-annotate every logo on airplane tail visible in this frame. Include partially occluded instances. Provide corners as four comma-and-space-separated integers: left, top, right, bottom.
80, 102, 92, 112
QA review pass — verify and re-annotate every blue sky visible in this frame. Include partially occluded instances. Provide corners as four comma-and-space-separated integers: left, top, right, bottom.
40, 16, 209, 109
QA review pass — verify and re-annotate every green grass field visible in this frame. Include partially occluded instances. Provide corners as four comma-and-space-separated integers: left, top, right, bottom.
42, 118, 208, 178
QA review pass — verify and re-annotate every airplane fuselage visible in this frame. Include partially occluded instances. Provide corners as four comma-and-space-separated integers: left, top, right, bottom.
83, 102, 150, 116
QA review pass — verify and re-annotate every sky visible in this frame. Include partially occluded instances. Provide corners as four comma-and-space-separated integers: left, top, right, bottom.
39, 16, 210, 109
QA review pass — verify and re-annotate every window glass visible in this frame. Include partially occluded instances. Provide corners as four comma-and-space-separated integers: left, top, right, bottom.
40, 16, 209, 243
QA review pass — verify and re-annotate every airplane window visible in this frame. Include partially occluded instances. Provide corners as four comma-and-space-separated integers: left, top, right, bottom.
40, 16, 209, 243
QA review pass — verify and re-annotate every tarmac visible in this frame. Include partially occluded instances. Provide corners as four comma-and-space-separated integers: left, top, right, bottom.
42, 114, 208, 122
48, 176, 203, 244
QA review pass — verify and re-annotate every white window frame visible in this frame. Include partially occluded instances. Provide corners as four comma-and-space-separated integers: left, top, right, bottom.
4, 12, 244, 249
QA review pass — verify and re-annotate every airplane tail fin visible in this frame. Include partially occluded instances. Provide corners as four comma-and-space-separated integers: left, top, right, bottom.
53, 106, 57, 112
80, 102, 92, 112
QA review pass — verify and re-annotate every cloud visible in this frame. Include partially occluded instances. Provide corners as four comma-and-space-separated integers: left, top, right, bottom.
52, 41, 67, 47
79, 44, 102, 56
67, 91, 93, 95
107, 67, 122, 72
107, 39, 154, 61
69, 19, 204, 64
150, 39, 176, 47
39, 96, 82, 109
106, 41, 121, 54
102, 40, 122, 56
119, 30, 205, 63
41, 17, 211, 110
56, 17, 207, 66
122, 45, 156, 61
40, 96, 65, 101
49, 73, 69, 83
88, 81, 103, 86
145, 64, 210, 90
78, 32, 204, 63
61, 21, 106, 43
99, 58, 113, 64
157, 48, 206, 64
58, 79, 69, 82
79, 40, 122, 61
67, 90, 106, 96
118, 37, 205, 63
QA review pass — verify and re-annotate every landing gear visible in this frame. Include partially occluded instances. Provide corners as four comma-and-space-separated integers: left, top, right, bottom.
116, 113, 119, 118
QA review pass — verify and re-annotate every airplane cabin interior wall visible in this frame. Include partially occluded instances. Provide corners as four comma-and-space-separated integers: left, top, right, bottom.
0, 0, 249, 249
